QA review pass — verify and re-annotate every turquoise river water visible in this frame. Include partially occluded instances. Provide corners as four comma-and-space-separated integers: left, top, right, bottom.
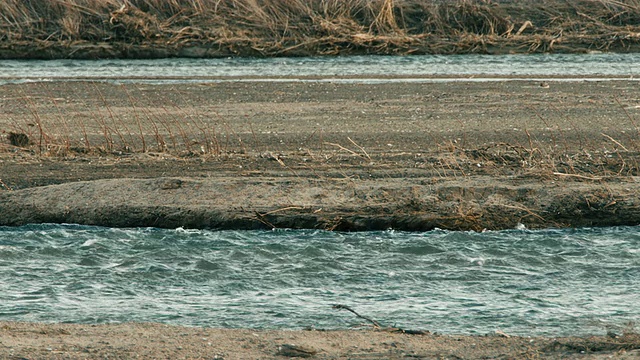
1, 224, 638, 336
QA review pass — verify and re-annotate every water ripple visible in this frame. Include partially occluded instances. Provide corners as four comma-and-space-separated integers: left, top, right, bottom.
1, 54, 639, 84
0, 224, 638, 336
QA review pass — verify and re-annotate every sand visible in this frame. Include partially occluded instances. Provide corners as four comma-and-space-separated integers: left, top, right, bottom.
2, 79, 640, 230
1, 321, 639, 359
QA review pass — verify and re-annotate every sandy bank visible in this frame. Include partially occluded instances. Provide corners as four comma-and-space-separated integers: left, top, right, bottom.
2, 79, 640, 230
1, 175, 640, 231
1, 322, 639, 359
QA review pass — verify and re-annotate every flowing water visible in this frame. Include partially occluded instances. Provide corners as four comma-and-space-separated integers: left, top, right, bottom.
1, 53, 639, 84
0, 224, 638, 336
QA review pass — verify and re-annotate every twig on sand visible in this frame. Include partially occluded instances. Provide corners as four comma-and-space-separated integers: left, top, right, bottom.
0, 178, 12, 191
255, 207, 306, 228
261, 206, 305, 216
601, 133, 629, 152
552, 172, 603, 180
254, 211, 276, 229
331, 304, 430, 335
497, 204, 546, 222
347, 137, 371, 160
332, 304, 381, 328
325, 140, 371, 160
325, 142, 364, 159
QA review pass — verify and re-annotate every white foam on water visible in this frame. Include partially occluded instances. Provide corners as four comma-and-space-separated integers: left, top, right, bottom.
1, 53, 639, 83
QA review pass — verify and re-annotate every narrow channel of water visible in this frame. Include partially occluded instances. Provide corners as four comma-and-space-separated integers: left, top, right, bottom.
1, 53, 639, 84
1, 225, 638, 336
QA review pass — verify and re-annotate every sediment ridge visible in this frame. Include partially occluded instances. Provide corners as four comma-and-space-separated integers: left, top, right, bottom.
1, 176, 640, 231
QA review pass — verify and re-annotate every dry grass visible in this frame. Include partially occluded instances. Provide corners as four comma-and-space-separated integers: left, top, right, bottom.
2, 81, 640, 186
1, 83, 228, 157
1, 0, 640, 56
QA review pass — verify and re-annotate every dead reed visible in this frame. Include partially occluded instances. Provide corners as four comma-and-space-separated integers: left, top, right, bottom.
2, 81, 640, 184
2, 0, 640, 57
0, 82, 228, 157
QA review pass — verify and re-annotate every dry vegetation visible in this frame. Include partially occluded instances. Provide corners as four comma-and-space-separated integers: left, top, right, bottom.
2, 0, 640, 58
1, 83, 230, 157
3, 81, 640, 184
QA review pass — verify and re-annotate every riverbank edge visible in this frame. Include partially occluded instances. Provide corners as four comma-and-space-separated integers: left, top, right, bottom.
1, 176, 639, 231
1, 321, 639, 359
3, 33, 640, 60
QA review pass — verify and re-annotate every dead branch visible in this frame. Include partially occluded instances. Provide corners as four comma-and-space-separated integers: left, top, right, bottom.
602, 133, 629, 152
325, 141, 368, 159
332, 304, 381, 328
254, 211, 276, 229
261, 206, 306, 216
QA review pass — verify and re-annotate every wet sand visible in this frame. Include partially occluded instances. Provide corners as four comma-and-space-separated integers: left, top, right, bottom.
1, 321, 639, 359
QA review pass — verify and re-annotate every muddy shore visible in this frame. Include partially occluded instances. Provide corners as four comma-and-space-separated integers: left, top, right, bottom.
2, 79, 640, 230
1, 322, 639, 359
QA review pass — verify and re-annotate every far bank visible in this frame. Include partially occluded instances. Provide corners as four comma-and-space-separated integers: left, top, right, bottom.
2, 0, 640, 59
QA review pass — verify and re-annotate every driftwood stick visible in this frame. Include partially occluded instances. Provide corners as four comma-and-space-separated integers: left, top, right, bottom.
0, 178, 12, 191
325, 142, 367, 159
332, 304, 381, 328
601, 133, 629, 152
261, 206, 305, 216
254, 211, 276, 229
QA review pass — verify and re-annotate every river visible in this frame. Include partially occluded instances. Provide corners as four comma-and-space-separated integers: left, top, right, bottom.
0, 224, 638, 336
1, 53, 639, 84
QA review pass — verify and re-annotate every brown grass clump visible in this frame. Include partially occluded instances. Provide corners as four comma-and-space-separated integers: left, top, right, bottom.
1, 0, 640, 58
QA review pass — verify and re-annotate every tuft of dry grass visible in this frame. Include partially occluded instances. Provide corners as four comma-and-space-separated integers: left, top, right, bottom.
0, 82, 231, 157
